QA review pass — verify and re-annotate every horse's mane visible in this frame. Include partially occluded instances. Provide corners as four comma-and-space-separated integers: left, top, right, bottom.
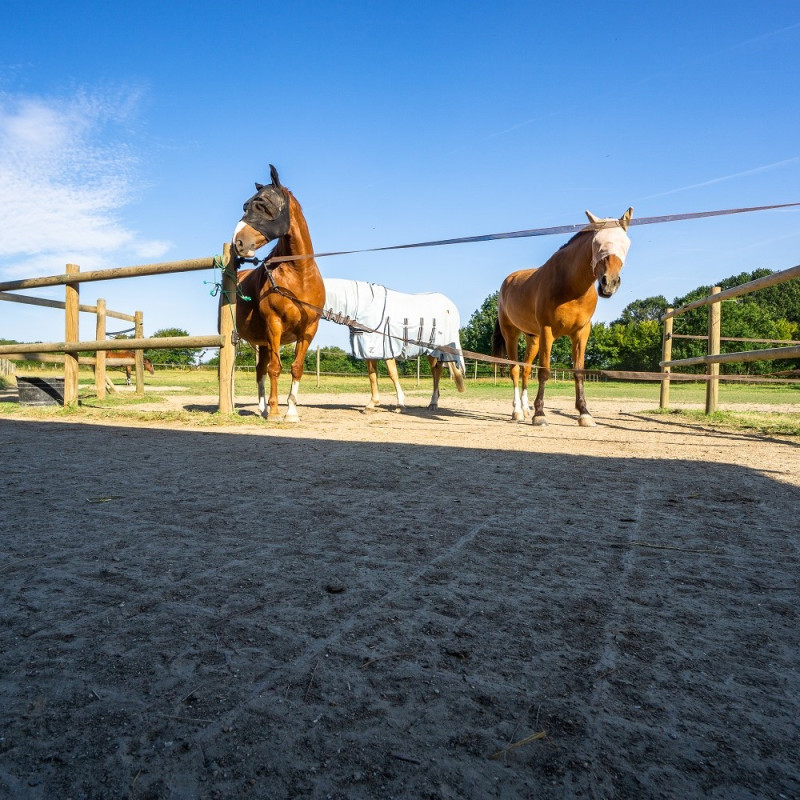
558, 229, 593, 251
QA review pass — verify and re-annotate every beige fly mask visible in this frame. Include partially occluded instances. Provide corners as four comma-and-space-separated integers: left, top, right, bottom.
583, 209, 633, 275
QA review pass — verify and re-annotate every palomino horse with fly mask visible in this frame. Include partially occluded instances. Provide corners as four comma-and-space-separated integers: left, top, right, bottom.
231, 165, 325, 421
492, 208, 632, 427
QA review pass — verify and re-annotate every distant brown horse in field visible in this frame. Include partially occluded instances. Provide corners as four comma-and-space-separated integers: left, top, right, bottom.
107, 349, 155, 385
492, 207, 632, 427
231, 165, 325, 421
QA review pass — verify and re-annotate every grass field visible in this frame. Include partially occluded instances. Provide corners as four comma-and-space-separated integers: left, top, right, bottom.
2, 366, 799, 435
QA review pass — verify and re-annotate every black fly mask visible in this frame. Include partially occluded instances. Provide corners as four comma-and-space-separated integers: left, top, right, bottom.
240, 164, 291, 243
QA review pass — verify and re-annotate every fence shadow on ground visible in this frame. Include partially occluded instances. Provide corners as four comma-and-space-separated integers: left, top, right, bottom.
1, 419, 798, 799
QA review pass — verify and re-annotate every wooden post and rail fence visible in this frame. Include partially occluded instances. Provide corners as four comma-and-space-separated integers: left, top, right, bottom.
0, 287, 142, 397
659, 263, 800, 413
0, 245, 238, 412
2, 248, 798, 415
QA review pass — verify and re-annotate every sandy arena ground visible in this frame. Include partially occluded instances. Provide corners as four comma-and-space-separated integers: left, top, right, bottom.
1, 388, 799, 799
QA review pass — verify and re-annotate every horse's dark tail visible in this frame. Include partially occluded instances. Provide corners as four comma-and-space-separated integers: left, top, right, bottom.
491, 319, 506, 358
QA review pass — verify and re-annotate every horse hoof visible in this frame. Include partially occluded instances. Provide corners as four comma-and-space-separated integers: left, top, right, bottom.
283, 413, 300, 423
393, 406, 405, 414
427, 403, 438, 410
578, 414, 596, 427
512, 411, 524, 422
532, 416, 547, 427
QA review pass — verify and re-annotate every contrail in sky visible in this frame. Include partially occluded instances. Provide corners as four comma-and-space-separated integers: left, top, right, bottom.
638, 157, 800, 201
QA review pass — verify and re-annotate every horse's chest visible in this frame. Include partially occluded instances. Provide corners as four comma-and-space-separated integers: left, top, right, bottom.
544, 294, 597, 335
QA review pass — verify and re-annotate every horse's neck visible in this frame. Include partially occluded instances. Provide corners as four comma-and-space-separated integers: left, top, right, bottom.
551, 232, 595, 296
275, 194, 316, 271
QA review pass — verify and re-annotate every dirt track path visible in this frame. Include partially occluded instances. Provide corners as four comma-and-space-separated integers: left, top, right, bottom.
1, 394, 798, 798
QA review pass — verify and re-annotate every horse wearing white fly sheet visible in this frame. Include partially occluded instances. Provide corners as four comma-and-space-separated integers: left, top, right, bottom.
323, 278, 466, 411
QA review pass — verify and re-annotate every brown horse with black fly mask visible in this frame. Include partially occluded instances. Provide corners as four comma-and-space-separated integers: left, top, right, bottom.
493, 208, 633, 427
231, 166, 325, 421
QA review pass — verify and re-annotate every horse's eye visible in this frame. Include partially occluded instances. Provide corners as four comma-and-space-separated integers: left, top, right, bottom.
242, 202, 249, 212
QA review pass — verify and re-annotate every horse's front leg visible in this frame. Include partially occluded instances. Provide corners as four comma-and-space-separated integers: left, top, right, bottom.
125, 367, 131, 386
365, 360, 381, 410
385, 358, 405, 412
427, 356, 443, 409
572, 323, 595, 427
532, 327, 553, 427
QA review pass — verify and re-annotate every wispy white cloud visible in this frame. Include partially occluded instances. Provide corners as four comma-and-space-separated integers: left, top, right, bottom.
0, 88, 170, 278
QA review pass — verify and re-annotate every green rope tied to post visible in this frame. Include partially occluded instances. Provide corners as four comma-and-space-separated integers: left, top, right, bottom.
206, 253, 252, 350
205, 254, 252, 302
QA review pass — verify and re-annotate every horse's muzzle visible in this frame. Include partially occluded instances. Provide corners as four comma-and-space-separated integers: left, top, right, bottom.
597, 275, 621, 298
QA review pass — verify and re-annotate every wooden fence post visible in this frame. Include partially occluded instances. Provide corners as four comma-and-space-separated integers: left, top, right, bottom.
64, 264, 80, 406
95, 298, 107, 399
218, 243, 237, 414
660, 309, 673, 409
705, 287, 721, 414
416, 355, 420, 387
134, 310, 145, 395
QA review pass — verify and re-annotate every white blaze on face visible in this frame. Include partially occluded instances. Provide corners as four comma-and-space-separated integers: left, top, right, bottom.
590, 225, 631, 272
233, 221, 254, 257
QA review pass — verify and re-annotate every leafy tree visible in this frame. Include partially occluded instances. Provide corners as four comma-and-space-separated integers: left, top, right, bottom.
668, 269, 800, 373
146, 328, 200, 366
460, 291, 499, 355
614, 296, 669, 325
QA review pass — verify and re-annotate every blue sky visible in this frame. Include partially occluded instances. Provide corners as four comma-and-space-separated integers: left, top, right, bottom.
2, 1, 799, 355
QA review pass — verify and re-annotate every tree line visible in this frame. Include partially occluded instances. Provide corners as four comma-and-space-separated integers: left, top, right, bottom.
4, 269, 797, 376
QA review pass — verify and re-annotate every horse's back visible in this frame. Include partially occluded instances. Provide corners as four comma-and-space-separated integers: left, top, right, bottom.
323, 279, 463, 365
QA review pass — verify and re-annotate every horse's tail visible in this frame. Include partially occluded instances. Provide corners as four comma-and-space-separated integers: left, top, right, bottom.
491, 319, 506, 358
449, 361, 466, 393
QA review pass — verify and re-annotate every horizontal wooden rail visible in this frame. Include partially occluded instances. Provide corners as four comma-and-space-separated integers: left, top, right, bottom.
661, 263, 800, 320
662, 344, 800, 368
0, 256, 217, 292
0, 335, 225, 356
2, 353, 136, 366
0, 291, 135, 321
670, 333, 800, 345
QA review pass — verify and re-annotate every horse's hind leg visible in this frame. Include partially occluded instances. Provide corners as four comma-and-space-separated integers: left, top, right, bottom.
385, 358, 405, 412
503, 327, 525, 421
572, 324, 595, 427
428, 356, 443, 409
520, 333, 538, 418
494, 312, 524, 421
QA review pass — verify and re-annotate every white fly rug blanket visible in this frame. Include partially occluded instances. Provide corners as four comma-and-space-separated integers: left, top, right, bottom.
323, 278, 465, 368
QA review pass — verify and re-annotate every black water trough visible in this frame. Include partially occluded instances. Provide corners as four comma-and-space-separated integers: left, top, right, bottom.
16, 377, 65, 406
